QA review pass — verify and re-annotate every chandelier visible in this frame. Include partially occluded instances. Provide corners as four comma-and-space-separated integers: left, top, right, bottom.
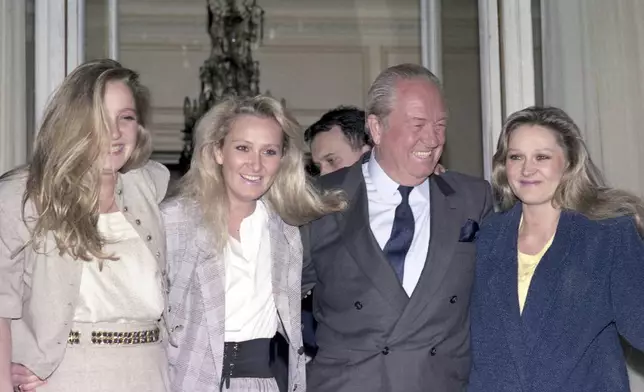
179, 0, 265, 173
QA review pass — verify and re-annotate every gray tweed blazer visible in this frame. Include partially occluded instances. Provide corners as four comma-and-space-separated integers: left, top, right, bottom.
162, 198, 306, 392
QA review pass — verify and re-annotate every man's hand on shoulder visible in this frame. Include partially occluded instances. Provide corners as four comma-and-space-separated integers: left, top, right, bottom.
434, 163, 447, 175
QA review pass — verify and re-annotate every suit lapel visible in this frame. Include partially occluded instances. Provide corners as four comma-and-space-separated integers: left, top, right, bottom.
389, 175, 460, 340
194, 224, 226, 381
520, 210, 575, 352
416, 176, 460, 299
337, 161, 409, 314
487, 204, 527, 372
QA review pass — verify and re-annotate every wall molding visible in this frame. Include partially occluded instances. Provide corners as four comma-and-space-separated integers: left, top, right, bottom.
118, 15, 481, 51
379, 45, 421, 69
119, 14, 421, 47
122, 42, 372, 104
121, 1, 427, 20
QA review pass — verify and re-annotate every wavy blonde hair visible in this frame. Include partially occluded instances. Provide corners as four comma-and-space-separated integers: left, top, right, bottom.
22, 59, 152, 260
180, 95, 347, 250
492, 106, 644, 235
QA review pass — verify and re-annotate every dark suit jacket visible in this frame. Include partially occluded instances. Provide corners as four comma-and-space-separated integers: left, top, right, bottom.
302, 157, 493, 392
469, 203, 644, 392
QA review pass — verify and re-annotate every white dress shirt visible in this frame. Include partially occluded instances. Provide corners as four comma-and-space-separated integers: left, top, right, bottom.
224, 200, 278, 342
362, 154, 431, 296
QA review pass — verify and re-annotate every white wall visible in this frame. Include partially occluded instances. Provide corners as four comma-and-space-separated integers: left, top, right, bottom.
87, 0, 484, 177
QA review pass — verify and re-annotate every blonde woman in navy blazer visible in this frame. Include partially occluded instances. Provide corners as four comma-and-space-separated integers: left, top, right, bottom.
469, 106, 644, 392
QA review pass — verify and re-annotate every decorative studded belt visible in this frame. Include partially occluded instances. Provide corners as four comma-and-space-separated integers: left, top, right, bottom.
67, 327, 160, 345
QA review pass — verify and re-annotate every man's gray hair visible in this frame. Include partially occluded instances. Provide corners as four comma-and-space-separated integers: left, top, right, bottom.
366, 63, 442, 126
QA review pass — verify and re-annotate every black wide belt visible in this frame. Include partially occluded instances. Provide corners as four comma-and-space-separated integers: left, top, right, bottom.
221, 338, 273, 390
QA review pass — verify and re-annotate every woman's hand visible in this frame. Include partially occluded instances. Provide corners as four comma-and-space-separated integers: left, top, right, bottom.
11, 363, 46, 391
434, 163, 447, 175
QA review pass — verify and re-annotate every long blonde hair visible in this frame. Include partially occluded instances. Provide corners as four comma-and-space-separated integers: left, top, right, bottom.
492, 106, 644, 235
180, 95, 346, 250
20, 59, 152, 260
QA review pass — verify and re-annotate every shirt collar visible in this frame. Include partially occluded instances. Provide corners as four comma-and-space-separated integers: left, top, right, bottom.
241, 200, 268, 228
233, 200, 269, 245
367, 152, 430, 201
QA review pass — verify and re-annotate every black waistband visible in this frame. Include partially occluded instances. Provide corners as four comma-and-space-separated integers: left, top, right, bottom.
221, 338, 273, 390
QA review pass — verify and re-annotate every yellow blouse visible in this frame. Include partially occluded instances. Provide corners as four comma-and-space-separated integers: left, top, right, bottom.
517, 219, 555, 314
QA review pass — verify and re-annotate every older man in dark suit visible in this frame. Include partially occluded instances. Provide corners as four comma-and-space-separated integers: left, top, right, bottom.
302, 63, 493, 392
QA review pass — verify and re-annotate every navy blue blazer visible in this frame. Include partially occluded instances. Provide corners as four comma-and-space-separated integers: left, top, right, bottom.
469, 203, 644, 392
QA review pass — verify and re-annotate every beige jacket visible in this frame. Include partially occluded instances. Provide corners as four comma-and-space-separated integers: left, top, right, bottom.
0, 161, 170, 379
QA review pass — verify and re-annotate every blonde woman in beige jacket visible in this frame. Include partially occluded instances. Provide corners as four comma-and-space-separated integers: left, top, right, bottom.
0, 59, 171, 392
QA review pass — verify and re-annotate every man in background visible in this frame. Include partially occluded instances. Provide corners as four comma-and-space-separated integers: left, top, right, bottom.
305, 106, 372, 176
302, 106, 372, 357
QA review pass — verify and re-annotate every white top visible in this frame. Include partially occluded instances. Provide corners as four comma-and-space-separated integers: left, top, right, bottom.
224, 201, 278, 342
362, 153, 432, 296
73, 211, 164, 323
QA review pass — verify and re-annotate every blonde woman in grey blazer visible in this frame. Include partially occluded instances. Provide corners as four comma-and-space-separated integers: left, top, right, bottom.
2, 60, 171, 392
163, 95, 345, 392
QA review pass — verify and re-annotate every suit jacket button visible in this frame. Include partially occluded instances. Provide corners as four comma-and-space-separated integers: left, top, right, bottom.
430, 347, 437, 356
354, 301, 363, 310
297, 346, 304, 355
382, 346, 390, 355
450, 295, 458, 304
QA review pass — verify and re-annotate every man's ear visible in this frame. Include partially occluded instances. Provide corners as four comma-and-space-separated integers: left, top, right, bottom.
367, 114, 383, 146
